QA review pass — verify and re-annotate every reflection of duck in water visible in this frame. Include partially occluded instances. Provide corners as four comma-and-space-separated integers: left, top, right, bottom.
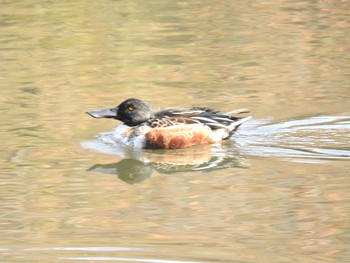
88, 159, 153, 184
87, 143, 247, 184
86, 98, 251, 149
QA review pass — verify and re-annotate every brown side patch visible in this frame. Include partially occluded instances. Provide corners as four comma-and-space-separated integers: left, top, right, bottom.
145, 126, 215, 149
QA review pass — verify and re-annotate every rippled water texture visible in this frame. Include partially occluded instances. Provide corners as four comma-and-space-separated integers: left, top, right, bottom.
1, 1, 349, 262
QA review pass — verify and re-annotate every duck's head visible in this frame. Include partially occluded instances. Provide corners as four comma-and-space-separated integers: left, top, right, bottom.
86, 98, 154, 126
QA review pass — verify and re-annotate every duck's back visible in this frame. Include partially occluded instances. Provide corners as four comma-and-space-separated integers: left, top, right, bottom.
150, 107, 243, 130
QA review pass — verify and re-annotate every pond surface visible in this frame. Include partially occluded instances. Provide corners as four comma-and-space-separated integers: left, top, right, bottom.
1, 1, 349, 262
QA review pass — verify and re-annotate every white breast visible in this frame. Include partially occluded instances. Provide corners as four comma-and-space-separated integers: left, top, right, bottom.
113, 124, 151, 148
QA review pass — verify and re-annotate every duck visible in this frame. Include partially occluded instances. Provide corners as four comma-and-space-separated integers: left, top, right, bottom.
86, 98, 251, 149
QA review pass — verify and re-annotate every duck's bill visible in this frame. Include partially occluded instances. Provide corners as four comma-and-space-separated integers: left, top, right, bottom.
86, 108, 117, 119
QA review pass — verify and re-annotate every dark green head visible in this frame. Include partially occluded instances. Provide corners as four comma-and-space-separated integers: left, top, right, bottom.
86, 98, 154, 126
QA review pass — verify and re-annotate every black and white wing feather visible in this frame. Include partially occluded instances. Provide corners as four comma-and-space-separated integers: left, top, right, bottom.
148, 107, 249, 134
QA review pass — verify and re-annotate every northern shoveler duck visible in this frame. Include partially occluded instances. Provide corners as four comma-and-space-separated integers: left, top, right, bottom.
86, 98, 251, 149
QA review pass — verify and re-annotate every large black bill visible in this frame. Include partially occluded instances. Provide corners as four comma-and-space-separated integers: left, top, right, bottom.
86, 108, 117, 119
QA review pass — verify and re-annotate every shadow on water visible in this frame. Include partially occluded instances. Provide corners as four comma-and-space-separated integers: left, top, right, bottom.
82, 115, 350, 183
83, 141, 248, 184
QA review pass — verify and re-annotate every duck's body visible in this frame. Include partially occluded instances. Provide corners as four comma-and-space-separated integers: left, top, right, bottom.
86, 98, 251, 149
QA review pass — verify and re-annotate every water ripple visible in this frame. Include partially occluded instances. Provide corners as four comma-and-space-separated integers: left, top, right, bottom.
238, 115, 350, 161
62, 256, 204, 263
0, 246, 147, 252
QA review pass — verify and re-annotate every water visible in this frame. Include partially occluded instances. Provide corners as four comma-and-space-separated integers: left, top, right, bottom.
1, 0, 350, 262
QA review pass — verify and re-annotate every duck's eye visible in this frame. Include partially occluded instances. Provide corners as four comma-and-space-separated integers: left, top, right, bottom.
128, 106, 134, 111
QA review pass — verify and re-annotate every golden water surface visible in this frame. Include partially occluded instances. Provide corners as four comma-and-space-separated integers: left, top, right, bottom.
0, 1, 349, 262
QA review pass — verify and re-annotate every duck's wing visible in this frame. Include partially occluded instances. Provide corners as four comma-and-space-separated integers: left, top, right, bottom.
148, 108, 200, 128
149, 107, 248, 130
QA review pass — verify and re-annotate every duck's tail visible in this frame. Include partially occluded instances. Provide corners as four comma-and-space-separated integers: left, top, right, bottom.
225, 116, 252, 139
